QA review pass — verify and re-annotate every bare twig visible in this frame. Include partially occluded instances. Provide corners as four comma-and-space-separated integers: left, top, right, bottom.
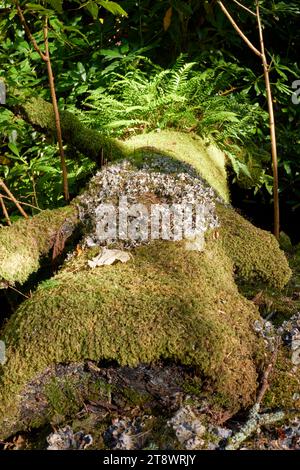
219, 86, 238, 96
232, 0, 257, 17
43, 17, 69, 202
217, 1, 262, 57
31, 174, 40, 209
0, 179, 28, 218
0, 193, 42, 211
217, 0, 280, 239
9, 285, 31, 299
0, 195, 11, 225
15, 1, 47, 61
225, 339, 281, 450
256, 0, 280, 240
256, 338, 279, 405
14, 3, 69, 203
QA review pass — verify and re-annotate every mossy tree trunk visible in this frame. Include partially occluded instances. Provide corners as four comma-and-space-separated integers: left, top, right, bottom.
0, 204, 78, 287
17, 96, 128, 165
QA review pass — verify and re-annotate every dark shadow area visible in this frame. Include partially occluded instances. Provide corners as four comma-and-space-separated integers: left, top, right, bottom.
230, 177, 300, 245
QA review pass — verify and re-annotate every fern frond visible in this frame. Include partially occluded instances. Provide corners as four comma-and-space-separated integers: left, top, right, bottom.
168, 62, 196, 94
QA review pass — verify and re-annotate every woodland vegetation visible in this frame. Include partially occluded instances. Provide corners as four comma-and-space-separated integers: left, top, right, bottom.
0, 0, 300, 452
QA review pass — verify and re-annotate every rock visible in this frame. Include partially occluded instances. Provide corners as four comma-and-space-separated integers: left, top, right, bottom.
168, 406, 206, 450
103, 417, 150, 450
47, 426, 93, 450
278, 312, 300, 364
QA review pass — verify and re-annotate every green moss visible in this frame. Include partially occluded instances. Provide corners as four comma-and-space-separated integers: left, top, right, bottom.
240, 286, 300, 325
23, 97, 129, 163
60, 110, 128, 162
147, 416, 179, 450
71, 415, 108, 450
90, 378, 114, 401
0, 205, 78, 285
279, 232, 293, 253
22, 97, 56, 131
0, 239, 263, 436
263, 350, 300, 410
122, 387, 151, 407
215, 205, 292, 289
45, 377, 83, 420
182, 377, 203, 397
0, 127, 229, 287
125, 130, 229, 202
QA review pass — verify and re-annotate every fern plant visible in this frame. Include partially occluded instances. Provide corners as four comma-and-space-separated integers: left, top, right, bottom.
68, 55, 270, 184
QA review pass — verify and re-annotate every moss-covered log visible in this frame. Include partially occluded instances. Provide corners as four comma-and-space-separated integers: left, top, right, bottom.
216, 205, 291, 289
20, 96, 129, 164
0, 133, 291, 289
0, 129, 231, 287
0, 239, 264, 437
0, 205, 78, 286
0, 129, 294, 439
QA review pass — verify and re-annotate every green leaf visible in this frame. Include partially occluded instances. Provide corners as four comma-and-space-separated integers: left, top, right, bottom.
8, 142, 20, 157
46, 0, 63, 14
24, 3, 54, 15
77, 62, 87, 81
63, 26, 89, 42
172, 0, 193, 16
97, 1, 127, 16
226, 151, 252, 179
32, 164, 60, 174
99, 48, 123, 58
86, 1, 99, 19
283, 161, 292, 175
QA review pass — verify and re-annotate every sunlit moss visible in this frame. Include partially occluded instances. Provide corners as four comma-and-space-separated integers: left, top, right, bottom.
23, 97, 228, 201
0, 239, 264, 437
0, 205, 78, 285
215, 205, 292, 289
126, 130, 229, 202
263, 350, 300, 410
23, 97, 129, 163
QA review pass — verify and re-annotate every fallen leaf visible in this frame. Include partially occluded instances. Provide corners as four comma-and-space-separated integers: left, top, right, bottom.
88, 248, 131, 268
163, 7, 172, 31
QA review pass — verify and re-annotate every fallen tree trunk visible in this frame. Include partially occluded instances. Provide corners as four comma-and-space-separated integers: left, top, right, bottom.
18, 96, 128, 164
0, 204, 78, 286
0, 143, 294, 440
